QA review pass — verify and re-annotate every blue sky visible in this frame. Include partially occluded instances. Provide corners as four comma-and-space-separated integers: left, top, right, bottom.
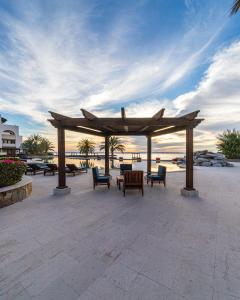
0, 0, 240, 152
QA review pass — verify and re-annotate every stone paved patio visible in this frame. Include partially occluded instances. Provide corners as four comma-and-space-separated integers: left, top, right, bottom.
0, 164, 240, 300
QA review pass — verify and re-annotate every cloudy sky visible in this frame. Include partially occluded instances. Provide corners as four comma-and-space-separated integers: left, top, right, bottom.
0, 0, 240, 152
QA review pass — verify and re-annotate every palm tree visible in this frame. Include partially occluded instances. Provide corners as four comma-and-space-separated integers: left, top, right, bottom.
230, 0, 240, 15
77, 139, 95, 168
100, 136, 125, 168
22, 134, 54, 155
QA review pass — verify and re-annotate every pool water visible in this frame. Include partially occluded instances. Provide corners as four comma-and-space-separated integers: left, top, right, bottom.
52, 157, 183, 173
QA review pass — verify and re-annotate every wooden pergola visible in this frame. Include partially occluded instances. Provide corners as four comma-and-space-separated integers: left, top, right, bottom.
49, 108, 203, 196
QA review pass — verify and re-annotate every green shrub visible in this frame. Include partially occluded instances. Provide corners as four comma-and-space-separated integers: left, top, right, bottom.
217, 129, 240, 159
0, 158, 26, 187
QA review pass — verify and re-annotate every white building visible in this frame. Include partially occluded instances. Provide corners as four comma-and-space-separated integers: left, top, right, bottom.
0, 115, 22, 156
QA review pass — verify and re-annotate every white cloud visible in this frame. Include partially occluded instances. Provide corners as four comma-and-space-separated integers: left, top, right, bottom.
172, 40, 240, 150
0, 1, 237, 152
0, 2, 223, 120
174, 41, 240, 127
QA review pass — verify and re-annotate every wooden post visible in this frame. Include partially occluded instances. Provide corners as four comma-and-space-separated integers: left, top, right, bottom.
105, 136, 110, 176
185, 126, 194, 190
147, 136, 152, 174
57, 127, 67, 189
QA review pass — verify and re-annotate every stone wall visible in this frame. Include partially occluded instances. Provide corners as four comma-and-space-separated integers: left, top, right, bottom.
0, 177, 32, 208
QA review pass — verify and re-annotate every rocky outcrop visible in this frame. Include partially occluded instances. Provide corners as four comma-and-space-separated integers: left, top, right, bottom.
175, 150, 234, 167
193, 150, 233, 167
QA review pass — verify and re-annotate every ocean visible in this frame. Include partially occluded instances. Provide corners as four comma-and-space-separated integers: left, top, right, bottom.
52, 152, 185, 172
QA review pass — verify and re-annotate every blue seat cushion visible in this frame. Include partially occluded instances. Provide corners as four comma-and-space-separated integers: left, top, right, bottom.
148, 175, 163, 180
97, 176, 109, 182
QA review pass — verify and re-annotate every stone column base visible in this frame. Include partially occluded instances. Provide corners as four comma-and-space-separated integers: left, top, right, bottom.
181, 188, 199, 198
53, 187, 71, 196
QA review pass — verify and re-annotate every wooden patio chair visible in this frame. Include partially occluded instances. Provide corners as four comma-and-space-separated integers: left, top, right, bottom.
123, 170, 144, 196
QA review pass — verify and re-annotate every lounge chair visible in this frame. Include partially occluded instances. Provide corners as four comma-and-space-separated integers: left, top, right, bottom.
92, 167, 110, 189
25, 163, 48, 175
147, 165, 166, 187
44, 163, 58, 176
65, 166, 76, 176
120, 164, 132, 175
66, 164, 87, 175
123, 170, 144, 196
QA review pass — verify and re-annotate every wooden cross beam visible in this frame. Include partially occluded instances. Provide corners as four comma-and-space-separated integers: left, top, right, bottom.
139, 108, 165, 132
150, 126, 186, 137
50, 118, 197, 127
80, 108, 116, 132
179, 110, 200, 120
49, 111, 71, 121
48, 110, 203, 136
62, 125, 105, 136
121, 107, 126, 120
152, 108, 165, 120
121, 107, 128, 131
80, 108, 98, 120
150, 118, 203, 137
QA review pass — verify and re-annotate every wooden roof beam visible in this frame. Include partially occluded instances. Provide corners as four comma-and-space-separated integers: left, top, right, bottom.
140, 109, 165, 132
80, 109, 117, 133
150, 118, 204, 137
55, 118, 194, 127
48, 119, 105, 136
49, 111, 71, 121
66, 126, 105, 136
150, 126, 186, 137
139, 126, 150, 132
121, 107, 126, 120
179, 110, 200, 120
81, 108, 98, 120
152, 108, 165, 120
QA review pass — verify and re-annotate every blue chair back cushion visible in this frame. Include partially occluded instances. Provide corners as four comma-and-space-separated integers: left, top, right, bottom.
158, 165, 166, 177
92, 167, 109, 183
120, 164, 132, 175
148, 165, 166, 180
92, 167, 99, 179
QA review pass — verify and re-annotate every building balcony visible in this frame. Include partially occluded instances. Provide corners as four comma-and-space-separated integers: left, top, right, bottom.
2, 143, 16, 148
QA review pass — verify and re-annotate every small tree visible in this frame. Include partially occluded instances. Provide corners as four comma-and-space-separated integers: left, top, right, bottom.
100, 136, 125, 168
22, 134, 54, 155
217, 129, 240, 159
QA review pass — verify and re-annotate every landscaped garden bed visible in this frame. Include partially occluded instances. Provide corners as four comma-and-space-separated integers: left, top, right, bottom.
0, 158, 32, 208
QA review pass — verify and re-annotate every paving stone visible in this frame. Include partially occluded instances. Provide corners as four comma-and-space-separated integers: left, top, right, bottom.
0, 281, 29, 300
128, 274, 171, 300
82, 277, 130, 300
172, 261, 214, 300
0, 166, 239, 300
103, 262, 139, 291
62, 254, 109, 296
21, 253, 80, 296
33, 278, 79, 300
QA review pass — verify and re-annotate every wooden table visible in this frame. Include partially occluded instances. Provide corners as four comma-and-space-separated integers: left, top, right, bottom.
116, 175, 124, 190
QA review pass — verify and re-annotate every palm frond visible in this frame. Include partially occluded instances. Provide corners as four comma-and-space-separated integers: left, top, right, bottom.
230, 0, 240, 15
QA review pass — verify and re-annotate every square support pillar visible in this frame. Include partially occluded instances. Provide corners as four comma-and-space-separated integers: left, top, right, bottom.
147, 136, 152, 175
105, 136, 110, 176
181, 126, 198, 197
54, 127, 70, 195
